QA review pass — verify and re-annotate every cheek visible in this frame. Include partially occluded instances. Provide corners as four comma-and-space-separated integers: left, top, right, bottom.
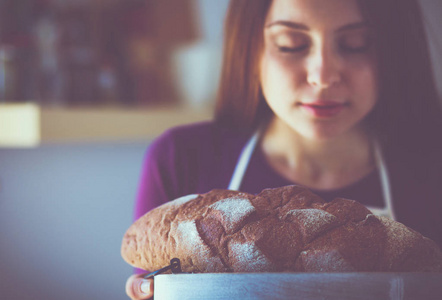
346, 59, 378, 104
361, 70, 378, 105
260, 51, 303, 99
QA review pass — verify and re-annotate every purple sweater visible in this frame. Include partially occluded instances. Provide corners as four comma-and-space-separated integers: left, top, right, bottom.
135, 121, 385, 218
134, 121, 442, 264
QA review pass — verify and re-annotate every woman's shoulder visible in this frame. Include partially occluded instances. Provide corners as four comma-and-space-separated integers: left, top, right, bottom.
142, 121, 252, 197
162, 120, 221, 140
146, 121, 250, 162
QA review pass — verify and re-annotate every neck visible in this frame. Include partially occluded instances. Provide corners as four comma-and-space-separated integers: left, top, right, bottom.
261, 118, 375, 190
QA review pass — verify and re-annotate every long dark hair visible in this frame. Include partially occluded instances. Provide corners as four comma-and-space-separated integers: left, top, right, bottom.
215, 0, 442, 155
215, 0, 272, 134
357, 0, 442, 156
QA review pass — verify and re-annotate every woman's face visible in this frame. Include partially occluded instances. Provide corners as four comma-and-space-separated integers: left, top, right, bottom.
260, 0, 378, 140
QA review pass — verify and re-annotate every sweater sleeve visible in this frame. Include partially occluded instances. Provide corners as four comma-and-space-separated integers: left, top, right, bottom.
134, 130, 181, 221
132, 124, 205, 274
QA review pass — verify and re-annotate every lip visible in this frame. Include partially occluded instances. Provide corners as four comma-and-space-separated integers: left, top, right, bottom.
298, 101, 348, 118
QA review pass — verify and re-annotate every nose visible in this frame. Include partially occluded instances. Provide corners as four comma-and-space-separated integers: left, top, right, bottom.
306, 47, 342, 88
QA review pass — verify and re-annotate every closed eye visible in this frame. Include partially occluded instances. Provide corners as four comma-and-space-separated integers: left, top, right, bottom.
339, 32, 373, 54
340, 43, 372, 53
277, 44, 309, 53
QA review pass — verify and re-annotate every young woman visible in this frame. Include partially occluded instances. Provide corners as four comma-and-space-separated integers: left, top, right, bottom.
126, 0, 442, 298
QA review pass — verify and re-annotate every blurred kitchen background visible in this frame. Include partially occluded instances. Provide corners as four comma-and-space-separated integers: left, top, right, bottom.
0, 0, 222, 107
0, 0, 441, 299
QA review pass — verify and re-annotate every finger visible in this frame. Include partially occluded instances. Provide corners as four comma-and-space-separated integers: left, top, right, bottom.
125, 274, 154, 300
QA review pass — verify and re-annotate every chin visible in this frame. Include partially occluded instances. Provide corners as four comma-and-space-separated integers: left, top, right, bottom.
279, 116, 360, 142
297, 124, 350, 142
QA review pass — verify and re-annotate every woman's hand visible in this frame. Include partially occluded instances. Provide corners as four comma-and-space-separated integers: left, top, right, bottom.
125, 274, 154, 300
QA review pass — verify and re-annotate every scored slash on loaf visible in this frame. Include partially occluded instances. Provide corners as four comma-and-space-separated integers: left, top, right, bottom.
121, 185, 442, 273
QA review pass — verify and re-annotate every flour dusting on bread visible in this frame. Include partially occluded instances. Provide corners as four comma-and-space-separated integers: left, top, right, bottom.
174, 220, 226, 272
121, 185, 442, 273
285, 209, 338, 242
209, 197, 256, 234
228, 241, 275, 272
299, 249, 356, 272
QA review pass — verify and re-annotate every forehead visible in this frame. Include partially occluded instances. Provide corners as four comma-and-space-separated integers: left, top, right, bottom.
265, 0, 364, 29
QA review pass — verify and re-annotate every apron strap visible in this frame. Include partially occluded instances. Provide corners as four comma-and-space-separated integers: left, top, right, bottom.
227, 129, 260, 191
227, 130, 395, 220
372, 140, 396, 220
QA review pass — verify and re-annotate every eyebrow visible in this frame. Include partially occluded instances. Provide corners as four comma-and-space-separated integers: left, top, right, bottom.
337, 21, 370, 32
265, 21, 309, 30
265, 21, 369, 32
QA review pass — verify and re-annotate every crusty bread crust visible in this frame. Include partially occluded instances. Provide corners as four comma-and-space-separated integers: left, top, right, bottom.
121, 185, 442, 273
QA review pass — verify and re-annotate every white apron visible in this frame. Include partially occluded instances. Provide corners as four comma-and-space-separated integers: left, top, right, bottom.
227, 130, 396, 220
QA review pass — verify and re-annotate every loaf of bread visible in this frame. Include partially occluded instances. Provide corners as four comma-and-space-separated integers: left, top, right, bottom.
121, 185, 442, 273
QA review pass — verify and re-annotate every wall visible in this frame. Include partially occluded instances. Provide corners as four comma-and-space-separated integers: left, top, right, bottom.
0, 1, 230, 299
0, 142, 148, 299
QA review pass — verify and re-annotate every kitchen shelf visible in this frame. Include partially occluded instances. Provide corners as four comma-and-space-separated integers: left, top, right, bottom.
0, 103, 213, 147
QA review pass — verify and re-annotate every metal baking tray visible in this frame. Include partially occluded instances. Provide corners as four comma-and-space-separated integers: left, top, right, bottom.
154, 272, 442, 300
